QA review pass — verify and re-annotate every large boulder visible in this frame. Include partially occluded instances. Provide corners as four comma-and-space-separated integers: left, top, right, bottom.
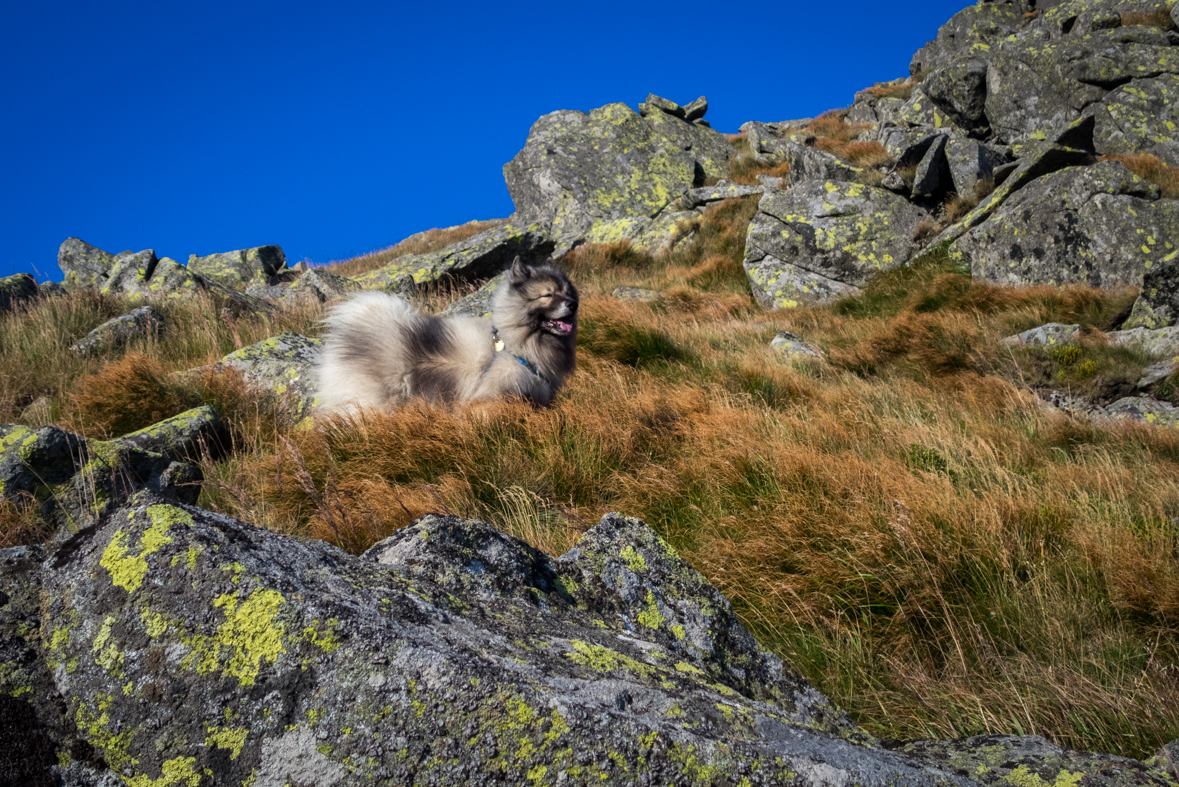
985, 27, 1179, 144
950, 161, 1179, 287
909, 2, 1024, 77
0, 273, 39, 313
922, 57, 990, 133
503, 103, 719, 244
57, 238, 115, 290
1092, 73, 1179, 167
352, 222, 554, 290
0, 425, 200, 535
188, 245, 287, 290
641, 104, 733, 181
744, 182, 931, 308
2, 498, 1172, 786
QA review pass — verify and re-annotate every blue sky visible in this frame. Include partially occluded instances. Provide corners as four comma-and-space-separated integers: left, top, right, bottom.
1, 1, 971, 282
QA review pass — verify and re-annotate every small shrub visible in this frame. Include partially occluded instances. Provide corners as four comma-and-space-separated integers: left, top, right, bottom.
942, 194, 980, 224
815, 139, 892, 168
1102, 153, 1179, 198
804, 110, 871, 143
729, 156, 790, 186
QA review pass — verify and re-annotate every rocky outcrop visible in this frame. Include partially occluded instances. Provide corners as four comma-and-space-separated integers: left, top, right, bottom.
0, 425, 200, 535
951, 161, 1179, 287
188, 245, 287, 290
2, 498, 1171, 786
744, 182, 931, 308
503, 99, 733, 249
69, 305, 164, 356
771, 331, 824, 360
56, 239, 276, 314
909, 2, 1023, 77
0, 273, 39, 313
352, 222, 554, 290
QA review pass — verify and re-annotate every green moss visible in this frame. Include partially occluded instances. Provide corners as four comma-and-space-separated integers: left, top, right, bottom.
620, 545, 647, 572
636, 590, 663, 630
211, 588, 287, 686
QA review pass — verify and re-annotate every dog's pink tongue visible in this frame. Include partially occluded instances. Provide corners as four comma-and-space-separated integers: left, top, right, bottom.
556, 320, 572, 333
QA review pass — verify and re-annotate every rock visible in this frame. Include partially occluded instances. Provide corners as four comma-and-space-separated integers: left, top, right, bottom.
57, 238, 115, 290
611, 287, 661, 302
38, 281, 67, 299
682, 95, 708, 121
945, 137, 1009, 197
1145, 739, 1179, 773
897, 86, 959, 131
919, 144, 1095, 251
5, 498, 1170, 786
188, 245, 287, 290
641, 93, 685, 118
784, 142, 864, 187
1002, 323, 1081, 347
504, 104, 701, 243
577, 206, 701, 255
770, 331, 823, 359
1125, 250, 1179, 328
439, 271, 507, 319
953, 161, 1179, 288
18, 396, 53, 426
898, 734, 1175, 787
757, 173, 787, 190
985, 27, 1179, 145
0, 425, 200, 535
743, 182, 931, 308
912, 134, 950, 198
209, 333, 322, 428
1093, 74, 1179, 167
680, 181, 763, 209
1104, 395, 1179, 427
922, 57, 989, 132
1138, 359, 1179, 388
352, 222, 554, 291
113, 405, 226, 463
98, 249, 158, 297
0, 273, 38, 313
692, 118, 711, 128
641, 107, 734, 183
1108, 325, 1179, 357
909, 2, 1023, 77
69, 305, 165, 356
284, 268, 362, 306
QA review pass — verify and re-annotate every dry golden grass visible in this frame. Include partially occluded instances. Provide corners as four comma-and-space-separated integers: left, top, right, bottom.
5, 194, 1179, 757
859, 82, 916, 101
1102, 152, 1179, 198
814, 139, 892, 168
1121, 8, 1175, 29
729, 156, 791, 186
804, 110, 873, 143
323, 219, 507, 278
65, 352, 201, 438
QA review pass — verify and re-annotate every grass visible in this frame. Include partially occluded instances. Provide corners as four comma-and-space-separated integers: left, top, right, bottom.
5, 198, 1179, 760
1102, 153, 1179, 199
858, 82, 916, 101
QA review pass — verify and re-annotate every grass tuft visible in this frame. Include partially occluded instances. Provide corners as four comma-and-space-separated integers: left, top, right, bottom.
1102, 153, 1179, 198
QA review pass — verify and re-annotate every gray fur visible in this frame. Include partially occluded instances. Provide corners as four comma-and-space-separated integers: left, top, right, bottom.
315, 258, 577, 414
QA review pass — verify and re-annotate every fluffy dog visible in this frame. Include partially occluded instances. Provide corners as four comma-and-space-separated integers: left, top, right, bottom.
315, 257, 578, 414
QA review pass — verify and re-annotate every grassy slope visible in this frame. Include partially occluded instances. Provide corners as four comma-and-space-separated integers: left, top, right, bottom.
4, 193, 1179, 758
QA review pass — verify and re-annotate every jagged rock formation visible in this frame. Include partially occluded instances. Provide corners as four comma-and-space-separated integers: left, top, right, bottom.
2, 497, 1173, 786
0, 273, 39, 313
0, 425, 200, 535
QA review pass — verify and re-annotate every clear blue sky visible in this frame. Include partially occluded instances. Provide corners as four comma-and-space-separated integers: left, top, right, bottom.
1, 0, 970, 282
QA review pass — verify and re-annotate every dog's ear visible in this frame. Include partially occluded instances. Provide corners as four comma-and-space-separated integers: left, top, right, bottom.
509, 256, 531, 286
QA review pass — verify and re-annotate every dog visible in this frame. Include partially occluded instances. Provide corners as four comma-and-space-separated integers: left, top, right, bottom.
314, 256, 578, 414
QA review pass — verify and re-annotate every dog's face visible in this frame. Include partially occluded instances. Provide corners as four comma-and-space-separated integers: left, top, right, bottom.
509, 257, 578, 339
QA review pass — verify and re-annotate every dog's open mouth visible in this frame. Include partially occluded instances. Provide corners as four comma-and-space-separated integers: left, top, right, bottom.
543, 319, 574, 336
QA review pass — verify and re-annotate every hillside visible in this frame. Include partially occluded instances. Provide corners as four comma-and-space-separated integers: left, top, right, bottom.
3, 0, 1179, 784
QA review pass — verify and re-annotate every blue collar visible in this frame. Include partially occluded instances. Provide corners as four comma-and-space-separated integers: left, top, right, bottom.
492, 326, 550, 385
